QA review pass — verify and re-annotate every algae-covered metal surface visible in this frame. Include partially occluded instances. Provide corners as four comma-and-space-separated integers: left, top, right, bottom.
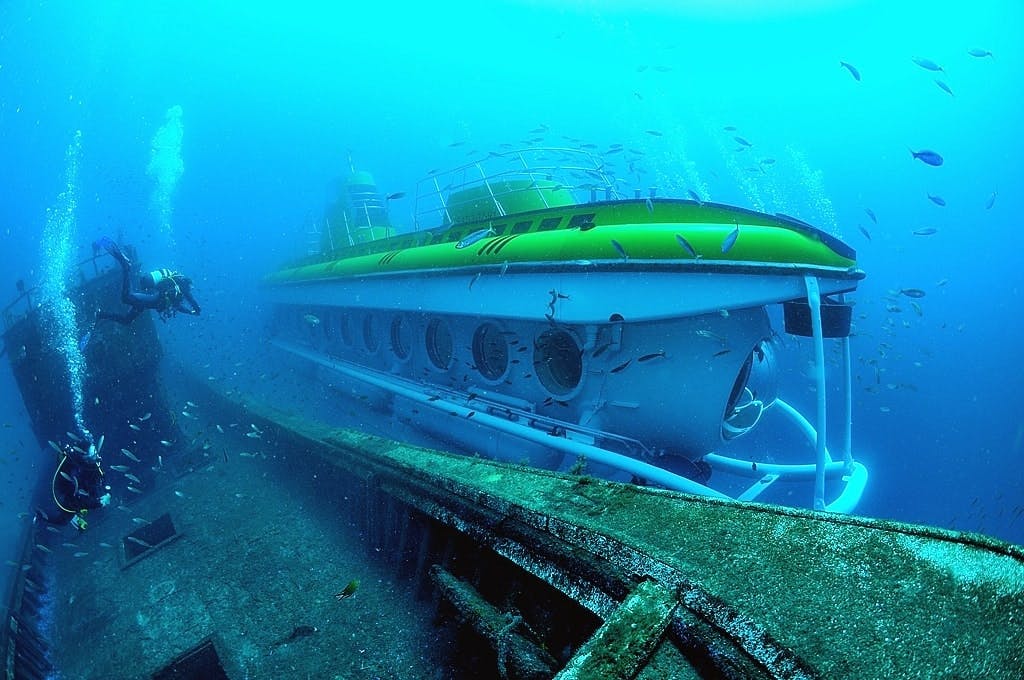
249, 401, 1024, 678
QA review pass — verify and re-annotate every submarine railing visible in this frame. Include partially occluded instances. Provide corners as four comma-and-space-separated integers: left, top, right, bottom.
272, 338, 865, 510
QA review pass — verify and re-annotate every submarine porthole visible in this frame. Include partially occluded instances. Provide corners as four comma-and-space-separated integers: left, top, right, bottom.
534, 328, 583, 397
339, 312, 354, 347
425, 318, 454, 370
472, 323, 509, 382
363, 314, 381, 354
322, 311, 334, 342
390, 315, 413, 361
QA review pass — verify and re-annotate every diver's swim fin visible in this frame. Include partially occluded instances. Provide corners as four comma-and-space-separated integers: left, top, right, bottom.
94, 236, 129, 266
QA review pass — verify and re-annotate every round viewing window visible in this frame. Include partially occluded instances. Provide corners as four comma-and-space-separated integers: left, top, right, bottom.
339, 312, 353, 346
425, 318, 453, 370
533, 329, 583, 396
363, 314, 380, 353
390, 316, 413, 361
472, 323, 509, 381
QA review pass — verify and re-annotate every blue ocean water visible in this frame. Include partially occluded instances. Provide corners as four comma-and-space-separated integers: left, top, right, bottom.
1, 0, 1021, 586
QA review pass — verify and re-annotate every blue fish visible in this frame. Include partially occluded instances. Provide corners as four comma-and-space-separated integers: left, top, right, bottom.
687, 190, 704, 205
934, 80, 954, 97
911, 57, 944, 72
675, 234, 698, 258
733, 136, 752, 147
839, 61, 861, 81
78, 332, 92, 351
864, 207, 877, 224
721, 224, 740, 254
610, 239, 629, 261
455, 226, 496, 249
927, 194, 946, 207
910, 149, 943, 166
858, 225, 872, 241
967, 48, 993, 58
985, 192, 997, 210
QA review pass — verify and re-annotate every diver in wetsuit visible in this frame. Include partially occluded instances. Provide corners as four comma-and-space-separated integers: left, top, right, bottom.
94, 237, 201, 326
47, 441, 111, 530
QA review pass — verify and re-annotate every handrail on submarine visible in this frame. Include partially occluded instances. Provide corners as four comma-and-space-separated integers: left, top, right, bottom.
271, 339, 865, 512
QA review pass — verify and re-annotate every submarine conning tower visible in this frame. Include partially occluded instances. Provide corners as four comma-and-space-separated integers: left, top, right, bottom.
321, 163, 394, 252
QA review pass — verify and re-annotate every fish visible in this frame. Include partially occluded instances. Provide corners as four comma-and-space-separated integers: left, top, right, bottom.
898, 288, 926, 298
99, 542, 113, 548
610, 239, 629, 261
272, 625, 319, 647
245, 431, 261, 439
303, 314, 321, 326
127, 486, 143, 494
645, 197, 654, 213
131, 517, 151, 525
78, 332, 91, 351
110, 464, 129, 472
216, 424, 225, 434
48, 440, 62, 453
721, 224, 740, 253
864, 207, 877, 223
967, 48, 993, 58
59, 471, 74, 482
121, 448, 140, 462
385, 192, 406, 200
985, 192, 997, 209
733, 136, 752, 147
129, 423, 142, 432
73, 552, 88, 558
910, 149, 943, 166
125, 536, 153, 548
125, 473, 142, 484
858, 225, 872, 241
713, 349, 733, 357
66, 431, 81, 442
927, 194, 946, 206
186, 401, 197, 408
910, 301, 923, 317
455, 226, 496, 249
934, 80, 954, 97
610, 359, 632, 374
839, 61, 861, 81
335, 579, 360, 600
174, 490, 185, 498
638, 350, 666, 363
675, 234, 698, 258
139, 412, 152, 421
913, 227, 938, 236
760, 158, 776, 165
35, 545, 52, 554
911, 57, 944, 72
723, 125, 737, 131
696, 329, 728, 343
159, 440, 173, 447
645, 129, 663, 136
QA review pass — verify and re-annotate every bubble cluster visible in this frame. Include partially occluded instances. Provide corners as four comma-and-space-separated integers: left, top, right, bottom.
147, 104, 185, 240
39, 130, 92, 442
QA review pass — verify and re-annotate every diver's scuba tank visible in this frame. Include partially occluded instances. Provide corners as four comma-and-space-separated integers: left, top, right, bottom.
141, 268, 176, 290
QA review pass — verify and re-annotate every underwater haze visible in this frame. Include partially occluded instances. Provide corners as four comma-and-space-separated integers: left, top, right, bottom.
1, 0, 1022, 582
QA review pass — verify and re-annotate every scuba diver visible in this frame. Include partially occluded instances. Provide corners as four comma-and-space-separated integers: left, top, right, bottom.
94, 236, 201, 326
47, 440, 111, 531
